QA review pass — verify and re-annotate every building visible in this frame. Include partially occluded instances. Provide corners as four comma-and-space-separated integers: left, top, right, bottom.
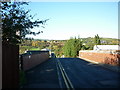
93, 45, 120, 51
79, 45, 120, 66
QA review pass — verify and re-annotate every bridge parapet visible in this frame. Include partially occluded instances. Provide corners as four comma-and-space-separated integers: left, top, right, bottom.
20, 51, 49, 71
79, 50, 120, 66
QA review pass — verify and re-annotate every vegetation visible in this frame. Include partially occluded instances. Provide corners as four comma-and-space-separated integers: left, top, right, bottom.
81, 37, 119, 50
30, 48, 40, 50
1, 2, 48, 45
94, 34, 101, 45
63, 37, 82, 57
19, 70, 26, 86
2, 1, 118, 56
20, 37, 119, 57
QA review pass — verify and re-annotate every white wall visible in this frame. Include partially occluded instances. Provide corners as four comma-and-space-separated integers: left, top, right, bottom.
93, 45, 120, 50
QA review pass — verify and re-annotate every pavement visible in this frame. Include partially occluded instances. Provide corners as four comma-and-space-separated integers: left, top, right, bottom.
22, 58, 60, 88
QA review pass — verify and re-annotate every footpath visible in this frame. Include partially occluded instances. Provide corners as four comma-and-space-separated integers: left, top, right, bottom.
80, 57, 120, 73
22, 58, 60, 88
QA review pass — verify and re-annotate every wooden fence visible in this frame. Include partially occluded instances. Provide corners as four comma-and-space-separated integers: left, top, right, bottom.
2, 43, 19, 89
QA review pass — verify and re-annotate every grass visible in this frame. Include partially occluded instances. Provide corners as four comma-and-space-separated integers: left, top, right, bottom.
19, 70, 27, 86
30, 48, 40, 50
19, 46, 41, 54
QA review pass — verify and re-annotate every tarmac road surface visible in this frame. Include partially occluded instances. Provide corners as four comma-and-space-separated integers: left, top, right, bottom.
59, 58, 120, 88
23, 58, 120, 88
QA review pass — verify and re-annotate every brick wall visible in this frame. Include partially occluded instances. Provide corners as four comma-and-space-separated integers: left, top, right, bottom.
79, 51, 120, 66
22, 52, 49, 71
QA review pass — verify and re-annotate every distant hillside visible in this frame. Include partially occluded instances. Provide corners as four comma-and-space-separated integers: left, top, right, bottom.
75, 37, 119, 50
32, 37, 119, 45
20, 37, 119, 54
81, 37, 118, 44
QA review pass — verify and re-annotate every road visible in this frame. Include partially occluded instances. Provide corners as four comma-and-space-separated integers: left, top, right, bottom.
23, 58, 120, 88
59, 58, 120, 88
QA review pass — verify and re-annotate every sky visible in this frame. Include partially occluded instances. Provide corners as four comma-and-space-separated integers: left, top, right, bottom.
24, 1, 118, 40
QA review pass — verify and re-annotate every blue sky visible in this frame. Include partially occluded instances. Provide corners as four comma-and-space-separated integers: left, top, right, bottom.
24, 2, 118, 40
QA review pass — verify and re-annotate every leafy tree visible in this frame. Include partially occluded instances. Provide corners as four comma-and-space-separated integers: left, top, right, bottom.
63, 37, 82, 57
94, 34, 101, 45
1, 2, 48, 45
63, 39, 72, 57
54, 45, 63, 57
81, 45, 86, 50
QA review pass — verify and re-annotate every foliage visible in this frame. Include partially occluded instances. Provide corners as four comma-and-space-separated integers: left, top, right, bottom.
19, 37, 119, 55
94, 34, 101, 45
47, 40, 64, 57
30, 47, 40, 50
63, 37, 82, 57
82, 37, 118, 49
19, 45, 32, 54
1, 2, 48, 45
19, 70, 26, 86
54, 44, 64, 57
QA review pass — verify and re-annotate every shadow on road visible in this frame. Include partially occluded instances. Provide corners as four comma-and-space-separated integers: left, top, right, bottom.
22, 58, 60, 88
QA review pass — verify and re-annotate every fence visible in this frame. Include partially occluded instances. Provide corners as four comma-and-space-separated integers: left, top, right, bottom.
20, 51, 50, 71
2, 43, 19, 89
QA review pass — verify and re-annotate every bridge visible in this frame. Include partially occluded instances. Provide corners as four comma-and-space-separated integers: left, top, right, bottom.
22, 57, 120, 88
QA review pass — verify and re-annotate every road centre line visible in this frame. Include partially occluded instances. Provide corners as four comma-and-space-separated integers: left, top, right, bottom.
57, 58, 74, 90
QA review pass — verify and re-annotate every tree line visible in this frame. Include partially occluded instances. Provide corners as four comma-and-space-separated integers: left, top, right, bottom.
20, 34, 119, 57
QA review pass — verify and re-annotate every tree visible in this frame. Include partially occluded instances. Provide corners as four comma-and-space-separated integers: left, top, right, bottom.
94, 34, 101, 45
63, 37, 82, 57
1, 2, 48, 45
